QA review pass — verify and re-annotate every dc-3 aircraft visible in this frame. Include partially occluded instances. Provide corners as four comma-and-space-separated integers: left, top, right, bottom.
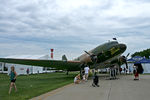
0, 39, 128, 78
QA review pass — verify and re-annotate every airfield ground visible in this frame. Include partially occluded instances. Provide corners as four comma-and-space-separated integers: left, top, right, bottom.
0, 72, 77, 100
32, 74, 150, 100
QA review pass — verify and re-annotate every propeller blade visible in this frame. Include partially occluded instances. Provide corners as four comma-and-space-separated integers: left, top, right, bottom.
119, 55, 128, 69
126, 53, 130, 58
125, 60, 128, 69
84, 51, 91, 56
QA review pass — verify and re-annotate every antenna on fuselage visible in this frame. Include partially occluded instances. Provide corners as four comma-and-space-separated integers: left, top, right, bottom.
112, 38, 117, 41
112, 33, 118, 41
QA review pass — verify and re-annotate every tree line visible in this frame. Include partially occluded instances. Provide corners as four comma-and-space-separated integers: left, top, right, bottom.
131, 48, 150, 59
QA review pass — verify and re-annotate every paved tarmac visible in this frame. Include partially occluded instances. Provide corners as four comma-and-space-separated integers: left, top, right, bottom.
31, 75, 150, 100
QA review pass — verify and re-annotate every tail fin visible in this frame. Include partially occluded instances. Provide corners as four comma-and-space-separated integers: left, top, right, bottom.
62, 55, 67, 61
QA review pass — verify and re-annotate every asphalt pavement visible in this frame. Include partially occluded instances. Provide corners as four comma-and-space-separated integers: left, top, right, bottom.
31, 75, 150, 100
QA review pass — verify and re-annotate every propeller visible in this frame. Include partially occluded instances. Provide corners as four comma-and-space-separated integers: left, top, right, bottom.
84, 51, 98, 63
126, 53, 130, 58
120, 53, 130, 69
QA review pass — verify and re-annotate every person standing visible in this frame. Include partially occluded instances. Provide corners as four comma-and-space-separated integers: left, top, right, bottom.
26, 68, 29, 75
84, 65, 90, 81
92, 72, 99, 87
133, 65, 137, 80
9, 66, 17, 94
134, 66, 139, 80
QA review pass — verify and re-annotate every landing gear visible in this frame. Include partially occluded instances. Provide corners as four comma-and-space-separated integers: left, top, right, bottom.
79, 63, 86, 77
109, 68, 117, 80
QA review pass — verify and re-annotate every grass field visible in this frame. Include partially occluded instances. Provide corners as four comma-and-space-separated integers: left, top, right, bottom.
0, 72, 77, 100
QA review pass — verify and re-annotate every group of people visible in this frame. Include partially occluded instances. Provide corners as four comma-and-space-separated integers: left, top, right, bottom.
121, 65, 140, 80
74, 65, 90, 84
8, 64, 94, 94
8, 64, 141, 94
74, 65, 99, 87
120, 65, 140, 80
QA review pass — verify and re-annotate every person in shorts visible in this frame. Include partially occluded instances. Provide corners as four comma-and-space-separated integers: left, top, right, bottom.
9, 66, 17, 94
84, 65, 90, 81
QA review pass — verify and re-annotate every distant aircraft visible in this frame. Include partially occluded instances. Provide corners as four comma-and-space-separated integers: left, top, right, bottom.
0, 39, 128, 76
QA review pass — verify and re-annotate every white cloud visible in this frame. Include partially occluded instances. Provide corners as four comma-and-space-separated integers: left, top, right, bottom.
104, 0, 150, 18
0, 0, 150, 59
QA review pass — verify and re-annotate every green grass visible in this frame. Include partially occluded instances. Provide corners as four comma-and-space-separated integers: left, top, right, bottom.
143, 73, 150, 75
0, 72, 77, 100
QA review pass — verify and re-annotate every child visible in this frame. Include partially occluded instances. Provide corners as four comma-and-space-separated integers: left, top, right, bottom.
74, 74, 81, 84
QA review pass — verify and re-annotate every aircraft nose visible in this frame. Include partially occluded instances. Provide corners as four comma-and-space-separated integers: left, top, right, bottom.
120, 44, 127, 50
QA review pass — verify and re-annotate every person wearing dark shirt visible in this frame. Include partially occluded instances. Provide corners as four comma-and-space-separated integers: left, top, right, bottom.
9, 66, 17, 94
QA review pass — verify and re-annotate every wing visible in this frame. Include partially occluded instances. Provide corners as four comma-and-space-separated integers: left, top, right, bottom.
0, 58, 81, 71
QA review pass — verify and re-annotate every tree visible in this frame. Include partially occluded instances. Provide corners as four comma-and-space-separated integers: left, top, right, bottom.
131, 48, 150, 59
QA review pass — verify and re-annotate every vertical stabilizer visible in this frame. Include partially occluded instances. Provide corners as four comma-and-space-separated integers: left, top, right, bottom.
62, 55, 67, 61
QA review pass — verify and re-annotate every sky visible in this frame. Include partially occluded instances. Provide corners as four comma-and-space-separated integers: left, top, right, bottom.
0, 0, 150, 60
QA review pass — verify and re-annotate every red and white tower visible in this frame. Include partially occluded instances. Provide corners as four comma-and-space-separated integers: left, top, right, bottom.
50, 49, 54, 59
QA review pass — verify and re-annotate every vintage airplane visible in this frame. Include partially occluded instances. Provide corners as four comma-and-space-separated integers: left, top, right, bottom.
0, 39, 127, 75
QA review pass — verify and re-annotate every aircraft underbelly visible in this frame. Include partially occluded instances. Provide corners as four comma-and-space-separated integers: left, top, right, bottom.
96, 54, 121, 68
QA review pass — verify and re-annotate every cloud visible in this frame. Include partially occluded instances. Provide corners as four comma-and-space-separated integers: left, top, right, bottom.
0, 0, 150, 59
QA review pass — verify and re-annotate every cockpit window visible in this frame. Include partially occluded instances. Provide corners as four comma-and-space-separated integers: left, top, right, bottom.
110, 41, 118, 45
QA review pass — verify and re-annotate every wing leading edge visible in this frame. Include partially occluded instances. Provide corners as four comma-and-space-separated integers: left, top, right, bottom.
0, 58, 81, 71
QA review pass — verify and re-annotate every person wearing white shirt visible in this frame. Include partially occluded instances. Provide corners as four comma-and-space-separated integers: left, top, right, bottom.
84, 66, 90, 81
74, 74, 81, 84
